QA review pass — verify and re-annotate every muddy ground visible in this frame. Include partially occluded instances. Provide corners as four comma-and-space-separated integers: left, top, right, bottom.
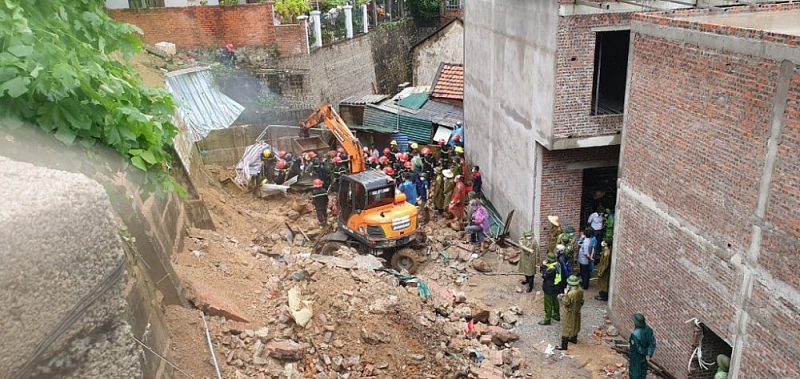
158, 165, 637, 379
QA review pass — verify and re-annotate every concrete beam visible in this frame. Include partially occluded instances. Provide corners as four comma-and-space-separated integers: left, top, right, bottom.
552, 134, 622, 150
633, 21, 800, 65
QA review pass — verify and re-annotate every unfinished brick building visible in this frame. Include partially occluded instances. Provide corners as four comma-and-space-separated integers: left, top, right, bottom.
613, 3, 800, 378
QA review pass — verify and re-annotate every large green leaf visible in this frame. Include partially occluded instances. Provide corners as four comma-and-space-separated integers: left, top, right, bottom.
0, 76, 30, 98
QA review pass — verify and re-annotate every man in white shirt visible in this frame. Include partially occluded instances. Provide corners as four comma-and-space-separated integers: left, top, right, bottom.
587, 206, 606, 240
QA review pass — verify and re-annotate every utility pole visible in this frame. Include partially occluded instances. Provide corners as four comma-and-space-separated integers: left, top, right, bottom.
372, 0, 378, 28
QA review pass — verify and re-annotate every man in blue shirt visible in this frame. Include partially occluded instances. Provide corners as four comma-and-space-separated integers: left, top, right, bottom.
398, 173, 417, 206
449, 121, 464, 147
577, 229, 595, 290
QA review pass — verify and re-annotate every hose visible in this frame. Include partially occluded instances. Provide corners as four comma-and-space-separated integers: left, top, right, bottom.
684, 317, 717, 372
11, 256, 127, 379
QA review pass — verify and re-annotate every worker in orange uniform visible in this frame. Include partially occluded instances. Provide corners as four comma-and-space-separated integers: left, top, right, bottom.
311, 179, 328, 227
448, 174, 467, 230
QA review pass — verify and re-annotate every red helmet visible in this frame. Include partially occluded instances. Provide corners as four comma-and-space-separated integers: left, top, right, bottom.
383, 167, 394, 175
307, 151, 317, 158
334, 156, 342, 164
421, 147, 431, 156
438, 139, 446, 146
454, 134, 461, 141
328, 150, 337, 157
378, 156, 388, 164
226, 43, 235, 51
337, 147, 345, 154
369, 156, 378, 163
276, 159, 286, 169
313, 179, 323, 188
398, 153, 408, 162
404, 161, 412, 169
278, 150, 286, 158
383, 147, 391, 155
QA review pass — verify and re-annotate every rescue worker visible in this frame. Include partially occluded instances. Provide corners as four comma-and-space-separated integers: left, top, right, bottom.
439, 139, 452, 167
416, 172, 431, 224
517, 230, 537, 293
452, 146, 465, 177
274, 159, 288, 185
604, 208, 615, 245
421, 147, 435, 178
431, 167, 445, 214
546, 215, 563, 256
539, 252, 563, 325
362, 146, 371, 162
452, 133, 463, 148
368, 156, 380, 170
449, 121, 464, 147
442, 169, 456, 215
448, 175, 467, 230
286, 152, 301, 179
384, 147, 396, 163
556, 226, 579, 267
397, 173, 417, 206
261, 148, 277, 183
332, 156, 347, 192
398, 161, 412, 181
557, 275, 584, 350
629, 313, 657, 379
409, 142, 419, 156
310, 179, 328, 227
383, 166, 395, 180
378, 155, 390, 169
389, 139, 399, 155
336, 147, 349, 167
471, 166, 482, 198
410, 151, 424, 175
594, 239, 612, 301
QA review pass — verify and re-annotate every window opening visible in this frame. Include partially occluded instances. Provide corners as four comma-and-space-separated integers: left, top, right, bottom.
591, 30, 630, 115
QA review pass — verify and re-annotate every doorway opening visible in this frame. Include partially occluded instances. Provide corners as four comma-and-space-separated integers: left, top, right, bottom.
580, 166, 617, 241
590, 30, 630, 115
688, 323, 733, 379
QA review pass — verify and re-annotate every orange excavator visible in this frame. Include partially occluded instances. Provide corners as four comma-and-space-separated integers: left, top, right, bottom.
300, 104, 422, 273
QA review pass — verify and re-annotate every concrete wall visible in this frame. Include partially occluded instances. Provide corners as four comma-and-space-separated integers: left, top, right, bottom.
309, 35, 379, 107
613, 4, 800, 378
413, 20, 464, 87
464, 0, 558, 239
0, 157, 140, 379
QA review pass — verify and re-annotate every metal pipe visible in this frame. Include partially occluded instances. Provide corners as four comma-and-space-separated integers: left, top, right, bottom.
132, 336, 195, 379
201, 312, 223, 379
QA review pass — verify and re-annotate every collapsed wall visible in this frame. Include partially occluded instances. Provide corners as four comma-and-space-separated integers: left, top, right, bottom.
0, 156, 139, 379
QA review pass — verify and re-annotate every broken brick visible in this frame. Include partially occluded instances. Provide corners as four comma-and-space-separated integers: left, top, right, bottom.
265, 340, 309, 361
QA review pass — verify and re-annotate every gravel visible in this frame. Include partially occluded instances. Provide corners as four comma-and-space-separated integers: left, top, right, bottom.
0, 157, 139, 379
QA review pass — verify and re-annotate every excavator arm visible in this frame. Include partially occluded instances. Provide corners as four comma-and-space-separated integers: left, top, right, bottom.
300, 104, 366, 174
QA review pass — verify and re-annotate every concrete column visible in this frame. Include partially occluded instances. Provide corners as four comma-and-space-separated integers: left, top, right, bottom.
310, 10, 322, 48
343, 5, 353, 39
297, 15, 309, 55
361, 4, 368, 33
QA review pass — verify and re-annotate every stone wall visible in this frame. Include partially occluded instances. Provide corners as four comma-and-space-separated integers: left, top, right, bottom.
614, 4, 800, 377
412, 19, 464, 87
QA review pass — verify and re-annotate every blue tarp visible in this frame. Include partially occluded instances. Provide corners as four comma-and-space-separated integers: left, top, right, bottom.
166, 67, 245, 142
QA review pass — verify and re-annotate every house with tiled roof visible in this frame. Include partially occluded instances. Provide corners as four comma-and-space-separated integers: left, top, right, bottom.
429, 62, 463, 108
411, 18, 464, 87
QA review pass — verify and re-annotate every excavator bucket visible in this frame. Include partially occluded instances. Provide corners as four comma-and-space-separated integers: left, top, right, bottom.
292, 136, 328, 153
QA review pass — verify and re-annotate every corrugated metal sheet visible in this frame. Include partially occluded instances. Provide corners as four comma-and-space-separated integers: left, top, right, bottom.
397, 93, 429, 110
359, 107, 397, 134
391, 132, 409, 153
340, 94, 389, 105
166, 66, 245, 142
398, 114, 432, 144
361, 105, 433, 144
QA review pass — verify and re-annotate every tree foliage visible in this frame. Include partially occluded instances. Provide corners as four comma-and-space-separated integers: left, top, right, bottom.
406, 0, 440, 21
274, 0, 312, 24
0, 0, 183, 198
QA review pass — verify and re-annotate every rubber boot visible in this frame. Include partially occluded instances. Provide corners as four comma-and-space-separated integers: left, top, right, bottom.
556, 337, 569, 350
595, 291, 608, 301
569, 336, 578, 344
526, 276, 534, 293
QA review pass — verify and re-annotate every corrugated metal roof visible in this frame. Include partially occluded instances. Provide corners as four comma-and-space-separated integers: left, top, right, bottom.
340, 94, 389, 105
419, 100, 463, 128
361, 105, 432, 144
397, 114, 432, 144
166, 67, 245, 142
360, 107, 398, 134
396, 92, 429, 110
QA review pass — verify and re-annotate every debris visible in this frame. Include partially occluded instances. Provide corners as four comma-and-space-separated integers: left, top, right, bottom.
309, 254, 383, 270
287, 288, 313, 327
471, 258, 493, 272
185, 282, 250, 323
264, 340, 309, 361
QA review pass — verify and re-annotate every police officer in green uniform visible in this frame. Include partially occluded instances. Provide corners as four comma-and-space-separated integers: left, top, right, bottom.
517, 230, 538, 293
557, 275, 584, 350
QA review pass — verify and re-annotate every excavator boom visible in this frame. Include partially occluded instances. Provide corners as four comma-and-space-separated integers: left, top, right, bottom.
300, 104, 366, 173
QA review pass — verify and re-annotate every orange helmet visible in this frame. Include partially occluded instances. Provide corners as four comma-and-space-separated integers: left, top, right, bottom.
383, 167, 394, 175
276, 159, 286, 169
334, 156, 342, 164
421, 147, 431, 156
369, 156, 378, 163
438, 139, 446, 146
378, 156, 388, 164
278, 150, 286, 158
404, 161, 412, 169
313, 179, 323, 187
337, 147, 345, 154
398, 153, 408, 162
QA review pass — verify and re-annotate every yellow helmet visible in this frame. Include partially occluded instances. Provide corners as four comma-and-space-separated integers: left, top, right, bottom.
260, 179, 268, 185
262, 149, 271, 158
455, 146, 464, 153
410, 142, 419, 150
390, 140, 397, 146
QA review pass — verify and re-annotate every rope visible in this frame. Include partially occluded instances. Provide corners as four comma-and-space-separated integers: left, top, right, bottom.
684, 318, 717, 372
11, 256, 127, 379
132, 336, 195, 379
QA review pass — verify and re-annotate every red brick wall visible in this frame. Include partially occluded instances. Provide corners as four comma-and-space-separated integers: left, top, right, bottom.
554, 12, 631, 139
108, 3, 306, 55
615, 4, 800, 377
538, 145, 619, 252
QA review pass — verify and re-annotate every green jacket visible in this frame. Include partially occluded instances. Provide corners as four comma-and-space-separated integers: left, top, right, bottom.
629, 325, 657, 379
596, 246, 612, 293
517, 238, 538, 276
443, 178, 455, 205
604, 214, 615, 241
556, 232, 578, 263
547, 226, 562, 255
431, 174, 445, 209
561, 287, 584, 338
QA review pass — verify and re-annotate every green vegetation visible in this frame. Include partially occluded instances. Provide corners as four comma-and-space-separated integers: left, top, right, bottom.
274, 0, 312, 24
0, 0, 183, 198
406, 0, 440, 22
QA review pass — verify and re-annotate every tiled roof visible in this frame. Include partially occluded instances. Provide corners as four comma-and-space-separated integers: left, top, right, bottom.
430, 63, 463, 101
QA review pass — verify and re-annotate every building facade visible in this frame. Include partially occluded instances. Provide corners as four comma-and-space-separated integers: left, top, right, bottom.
614, 3, 800, 378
